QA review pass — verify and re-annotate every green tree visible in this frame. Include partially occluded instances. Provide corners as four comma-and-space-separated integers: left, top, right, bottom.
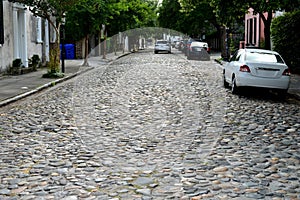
106, 0, 157, 37
65, 0, 106, 66
158, 0, 217, 37
157, 0, 182, 31
9, 0, 79, 76
209, 0, 300, 50
271, 10, 300, 73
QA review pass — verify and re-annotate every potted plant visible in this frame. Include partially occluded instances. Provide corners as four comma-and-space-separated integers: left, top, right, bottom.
12, 59, 22, 75
28, 54, 40, 71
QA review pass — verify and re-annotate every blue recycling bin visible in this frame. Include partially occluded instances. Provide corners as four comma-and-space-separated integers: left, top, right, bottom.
60, 44, 75, 59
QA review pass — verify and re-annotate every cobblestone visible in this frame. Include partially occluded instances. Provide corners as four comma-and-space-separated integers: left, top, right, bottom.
0, 50, 299, 199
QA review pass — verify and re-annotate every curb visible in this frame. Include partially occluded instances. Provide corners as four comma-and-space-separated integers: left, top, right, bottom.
0, 67, 94, 108
0, 53, 132, 108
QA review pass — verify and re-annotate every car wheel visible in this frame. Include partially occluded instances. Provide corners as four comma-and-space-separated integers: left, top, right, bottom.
223, 73, 230, 88
154, 51, 158, 54
231, 77, 239, 94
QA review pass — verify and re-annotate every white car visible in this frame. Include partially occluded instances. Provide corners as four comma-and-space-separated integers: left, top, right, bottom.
191, 41, 209, 50
154, 40, 171, 54
223, 48, 291, 95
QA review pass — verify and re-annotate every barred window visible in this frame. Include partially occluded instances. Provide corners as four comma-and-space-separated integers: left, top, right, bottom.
31, 16, 42, 43
36, 16, 42, 43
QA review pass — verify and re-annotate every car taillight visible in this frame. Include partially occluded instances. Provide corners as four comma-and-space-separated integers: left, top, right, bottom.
282, 68, 291, 76
240, 65, 251, 72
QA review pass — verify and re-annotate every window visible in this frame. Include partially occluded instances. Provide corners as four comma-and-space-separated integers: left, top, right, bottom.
230, 51, 239, 62
36, 17, 42, 43
246, 52, 284, 63
253, 18, 257, 44
31, 16, 42, 43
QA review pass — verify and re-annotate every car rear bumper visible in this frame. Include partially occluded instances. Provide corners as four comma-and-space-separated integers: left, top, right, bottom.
236, 73, 290, 89
154, 47, 171, 51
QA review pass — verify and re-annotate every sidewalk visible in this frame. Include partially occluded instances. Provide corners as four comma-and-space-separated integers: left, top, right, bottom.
0, 52, 130, 107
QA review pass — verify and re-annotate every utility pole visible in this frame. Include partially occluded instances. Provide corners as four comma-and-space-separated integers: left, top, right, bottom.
102, 24, 106, 59
60, 16, 66, 73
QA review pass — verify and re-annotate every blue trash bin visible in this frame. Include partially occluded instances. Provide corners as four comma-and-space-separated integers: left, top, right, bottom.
60, 44, 75, 59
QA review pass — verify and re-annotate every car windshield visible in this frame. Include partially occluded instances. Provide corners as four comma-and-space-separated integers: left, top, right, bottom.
156, 41, 168, 45
246, 52, 284, 63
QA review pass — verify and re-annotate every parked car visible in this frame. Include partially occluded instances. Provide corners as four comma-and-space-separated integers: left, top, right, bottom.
178, 39, 188, 52
175, 41, 181, 49
186, 41, 210, 60
184, 38, 210, 55
154, 40, 171, 54
223, 48, 291, 95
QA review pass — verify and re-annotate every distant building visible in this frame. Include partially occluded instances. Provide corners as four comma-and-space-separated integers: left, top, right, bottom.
0, 1, 51, 72
244, 8, 284, 49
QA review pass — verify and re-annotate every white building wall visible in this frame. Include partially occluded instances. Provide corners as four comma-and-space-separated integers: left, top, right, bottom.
27, 14, 43, 61
0, 1, 14, 72
0, 1, 47, 72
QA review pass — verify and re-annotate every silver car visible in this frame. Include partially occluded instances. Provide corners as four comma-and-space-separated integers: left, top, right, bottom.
223, 48, 291, 95
154, 40, 171, 54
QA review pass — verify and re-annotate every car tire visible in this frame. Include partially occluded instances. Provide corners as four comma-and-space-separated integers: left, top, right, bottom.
154, 51, 158, 54
231, 77, 239, 94
223, 73, 230, 88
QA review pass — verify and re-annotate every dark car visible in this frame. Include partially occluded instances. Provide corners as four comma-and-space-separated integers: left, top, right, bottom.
186, 41, 210, 60
178, 39, 188, 52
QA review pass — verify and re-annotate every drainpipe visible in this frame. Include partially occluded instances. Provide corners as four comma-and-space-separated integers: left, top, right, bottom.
21, 8, 28, 67
13, 6, 19, 59
44, 20, 50, 62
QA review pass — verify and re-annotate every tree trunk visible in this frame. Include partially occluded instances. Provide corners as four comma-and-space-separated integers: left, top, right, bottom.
82, 34, 89, 66
260, 11, 272, 50
47, 22, 61, 73
219, 25, 227, 59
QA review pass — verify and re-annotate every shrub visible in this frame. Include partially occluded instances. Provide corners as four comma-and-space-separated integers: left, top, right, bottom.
28, 54, 41, 71
271, 10, 300, 74
10, 58, 22, 75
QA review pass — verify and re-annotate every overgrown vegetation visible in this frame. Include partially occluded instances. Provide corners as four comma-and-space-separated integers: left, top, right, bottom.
5, 59, 22, 75
42, 49, 64, 78
28, 54, 40, 71
271, 10, 300, 74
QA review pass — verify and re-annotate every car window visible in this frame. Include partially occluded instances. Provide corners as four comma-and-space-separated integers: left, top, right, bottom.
246, 52, 284, 63
230, 51, 238, 62
157, 41, 168, 44
235, 51, 243, 61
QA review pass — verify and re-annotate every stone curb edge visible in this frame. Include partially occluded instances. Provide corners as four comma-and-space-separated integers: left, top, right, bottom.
214, 58, 300, 101
0, 67, 94, 108
0, 53, 132, 108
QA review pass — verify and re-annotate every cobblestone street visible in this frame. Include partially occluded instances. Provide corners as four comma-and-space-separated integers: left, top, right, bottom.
0, 50, 299, 199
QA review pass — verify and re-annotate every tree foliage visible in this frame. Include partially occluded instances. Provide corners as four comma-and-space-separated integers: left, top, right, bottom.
65, 0, 106, 65
157, 0, 182, 31
157, 0, 217, 37
178, 0, 299, 49
66, 0, 106, 41
271, 10, 300, 73
106, 0, 157, 37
